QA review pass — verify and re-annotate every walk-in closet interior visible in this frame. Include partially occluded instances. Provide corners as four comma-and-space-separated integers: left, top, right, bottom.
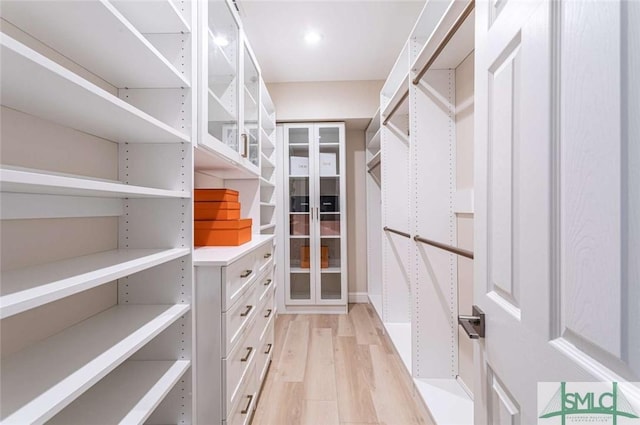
2, 0, 639, 424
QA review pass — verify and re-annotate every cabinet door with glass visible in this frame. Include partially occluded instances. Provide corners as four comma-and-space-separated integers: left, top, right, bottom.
284, 123, 347, 308
202, 0, 239, 152
242, 38, 260, 169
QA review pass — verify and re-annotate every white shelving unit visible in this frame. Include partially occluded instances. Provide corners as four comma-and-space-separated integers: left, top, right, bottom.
1, 1, 195, 423
368, 1, 476, 424
259, 80, 277, 235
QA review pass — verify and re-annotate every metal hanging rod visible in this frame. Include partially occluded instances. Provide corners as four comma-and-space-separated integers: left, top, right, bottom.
383, 226, 411, 239
382, 90, 409, 126
412, 0, 475, 85
414, 235, 474, 259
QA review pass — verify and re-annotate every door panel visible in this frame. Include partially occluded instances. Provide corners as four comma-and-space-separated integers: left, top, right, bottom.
475, 0, 639, 423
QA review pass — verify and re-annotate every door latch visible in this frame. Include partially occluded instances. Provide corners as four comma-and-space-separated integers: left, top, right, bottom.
458, 305, 485, 339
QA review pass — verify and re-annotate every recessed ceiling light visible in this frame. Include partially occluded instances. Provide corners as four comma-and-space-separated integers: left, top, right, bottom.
213, 35, 229, 47
304, 31, 322, 45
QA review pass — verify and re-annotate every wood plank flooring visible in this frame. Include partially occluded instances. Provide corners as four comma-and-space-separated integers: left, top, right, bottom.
252, 304, 434, 425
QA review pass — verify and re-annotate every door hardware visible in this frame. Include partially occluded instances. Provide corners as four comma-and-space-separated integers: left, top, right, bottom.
458, 305, 485, 339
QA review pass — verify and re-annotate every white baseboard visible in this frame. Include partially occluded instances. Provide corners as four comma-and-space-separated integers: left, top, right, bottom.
348, 292, 369, 303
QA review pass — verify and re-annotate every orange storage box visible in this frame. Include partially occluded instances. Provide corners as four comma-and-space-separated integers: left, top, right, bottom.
195, 218, 252, 246
300, 245, 329, 268
194, 201, 241, 221
194, 188, 239, 202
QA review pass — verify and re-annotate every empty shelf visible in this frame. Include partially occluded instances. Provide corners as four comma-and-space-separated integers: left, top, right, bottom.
260, 223, 276, 231
0, 34, 189, 144
261, 128, 276, 153
48, 360, 190, 425
0, 304, 190, 425
0, 1, 188, 88
260, 177, 275, 188
367, 128, 381, 151
1, 248, 190, 319
261, 153, 275, 169
260, 202, 276, 208
0, 167, 189, 199
111, 0, 191, 33
208, 89, 235, 121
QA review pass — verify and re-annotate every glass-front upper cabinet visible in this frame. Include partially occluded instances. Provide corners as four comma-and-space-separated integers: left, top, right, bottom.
242, 41, 260, 168
205, 0, 239, 151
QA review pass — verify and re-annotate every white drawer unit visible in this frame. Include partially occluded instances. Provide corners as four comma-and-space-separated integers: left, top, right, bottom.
194, 235, 276, 424
222, 283, 257, 356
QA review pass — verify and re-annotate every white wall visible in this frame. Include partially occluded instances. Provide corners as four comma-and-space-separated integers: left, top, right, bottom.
269, 80, 381, 299
267, 80, 383, 126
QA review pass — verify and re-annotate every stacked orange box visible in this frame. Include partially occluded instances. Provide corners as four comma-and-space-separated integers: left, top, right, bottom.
194, 189, 252, 246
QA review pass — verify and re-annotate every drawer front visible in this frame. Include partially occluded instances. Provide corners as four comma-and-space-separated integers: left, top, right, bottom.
256, 267, 275, 305
257, 285, 275, 341
227, 362, 257, 425
223, 317, 259, 415
255, 242, 274, 274
257, 318, 275, 386
223, 252, 257, 311
222, 284, 257, 357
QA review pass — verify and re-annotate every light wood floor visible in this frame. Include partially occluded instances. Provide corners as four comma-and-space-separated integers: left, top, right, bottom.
252, 304, 434, 425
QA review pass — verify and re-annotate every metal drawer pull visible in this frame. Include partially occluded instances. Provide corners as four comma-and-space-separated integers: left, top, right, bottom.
458, 305, 485, 339
240, 270, 252, 278
264, 343, 273, 354
241, 346, 253, 362
264, 252, 272, 259
264, 309, 272, 318
241, 394, 253, 414
264, 279, 272, 286
240, 305, 253, 317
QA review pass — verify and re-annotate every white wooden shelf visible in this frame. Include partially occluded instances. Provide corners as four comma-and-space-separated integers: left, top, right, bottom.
0, 1, 189, 88
381, 73, 410, 122
367, 128, 382, 151
0, 248, 189, 319
48, 360, 190, 425
208, 89, 235, 121
261, 223, 276, 231
260, 177, 275, 188
261, 128, 276, 153
260, 202, 276, 208
260, 105, 275, 133
0, 34, 189, 144
111, 0, 191, 33
194, 142, 260, 180
290, 268, 311, 274
0, 304, 190, 425
0, 167, 189, 199
413, 378, 474, 425
367, 150, 382, 170
262, 153, 276, 169
384, 322, 412, 373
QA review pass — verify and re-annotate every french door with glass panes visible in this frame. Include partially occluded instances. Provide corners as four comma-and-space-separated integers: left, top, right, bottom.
284, 123, 347, 308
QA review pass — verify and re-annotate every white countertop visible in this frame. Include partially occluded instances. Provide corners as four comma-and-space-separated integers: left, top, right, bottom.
193, 234, 274, 266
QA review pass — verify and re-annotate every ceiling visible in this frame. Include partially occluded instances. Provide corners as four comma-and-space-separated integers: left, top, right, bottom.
237, 1, 425, 83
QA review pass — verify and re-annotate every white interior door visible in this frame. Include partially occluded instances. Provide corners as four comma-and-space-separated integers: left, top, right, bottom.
474, 0, 639, 423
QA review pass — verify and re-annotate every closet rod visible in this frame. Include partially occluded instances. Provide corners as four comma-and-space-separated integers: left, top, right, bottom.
382, 90, 409, 126
412, 0, 475, 85
383, 226, 411, 239
414, 235, 474, 259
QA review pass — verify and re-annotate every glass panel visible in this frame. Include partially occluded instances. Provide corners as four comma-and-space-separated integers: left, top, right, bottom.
290, 237, 311, 301
319, 177, 340, 212
289, 145, 309, 177
320, 273, 341, 300
318, 127, 340, 144
290, 177, 309, 213
289, 128, 310, 144
319, 145, 340, 177
320, 214, 340, 237
207, 1, 238, 150
320, 237, 341, 268
243, 47, 259, 166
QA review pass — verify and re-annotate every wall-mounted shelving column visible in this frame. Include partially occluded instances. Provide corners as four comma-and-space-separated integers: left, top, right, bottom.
0, 0, 195, 422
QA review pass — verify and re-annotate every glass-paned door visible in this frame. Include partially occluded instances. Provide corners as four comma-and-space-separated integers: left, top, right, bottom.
243, 45, 259, 167
207, 0, 238, 150
315, 126, 344, 303
287, 126, 313, 303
